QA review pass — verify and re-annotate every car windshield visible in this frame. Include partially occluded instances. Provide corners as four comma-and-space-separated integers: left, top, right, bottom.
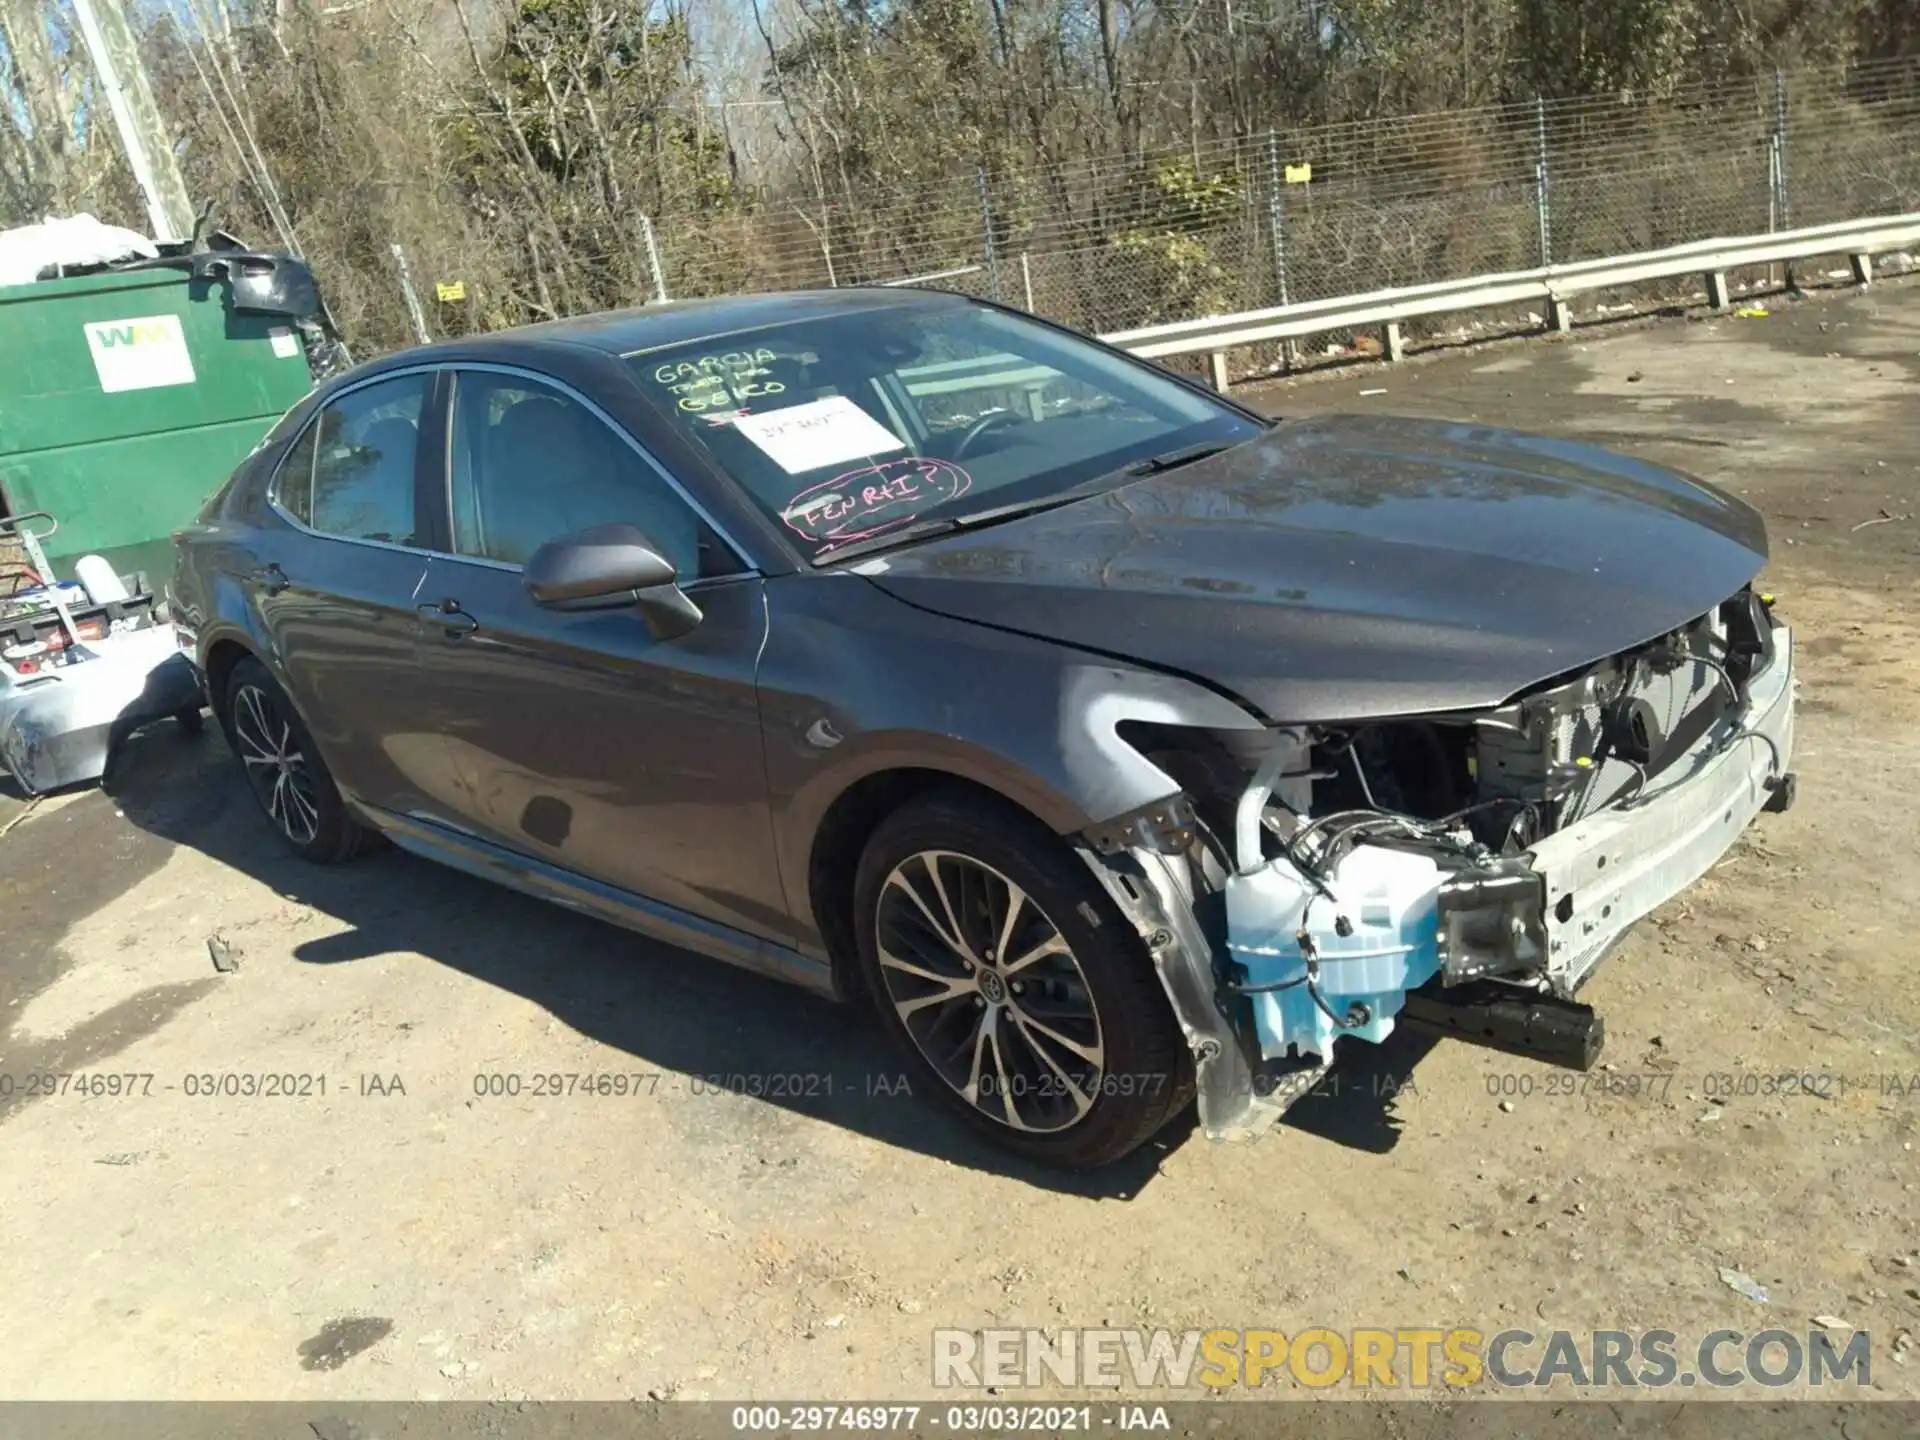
623, 298, 1264, 561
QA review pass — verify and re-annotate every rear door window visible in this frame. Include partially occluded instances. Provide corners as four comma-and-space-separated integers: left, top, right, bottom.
281, 374, 429, 545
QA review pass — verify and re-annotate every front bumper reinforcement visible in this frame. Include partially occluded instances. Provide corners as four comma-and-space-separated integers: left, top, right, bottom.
1533, 622, 1796, 994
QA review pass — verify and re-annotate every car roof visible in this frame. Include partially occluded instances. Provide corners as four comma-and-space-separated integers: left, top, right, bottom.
348, 286, 971, 377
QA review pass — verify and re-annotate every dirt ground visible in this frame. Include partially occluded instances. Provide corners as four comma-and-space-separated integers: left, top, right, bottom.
0, 279, 1916, 1405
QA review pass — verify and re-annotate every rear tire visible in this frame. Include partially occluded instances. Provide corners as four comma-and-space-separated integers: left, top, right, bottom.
853, 788, 1193, 1168
222, 657, 377, 863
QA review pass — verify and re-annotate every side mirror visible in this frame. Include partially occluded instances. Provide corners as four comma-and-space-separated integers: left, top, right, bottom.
523, 522, 702, 639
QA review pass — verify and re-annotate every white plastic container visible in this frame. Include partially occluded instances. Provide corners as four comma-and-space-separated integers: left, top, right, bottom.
1223, 745, 1446, 1060
73, 554, 130, 604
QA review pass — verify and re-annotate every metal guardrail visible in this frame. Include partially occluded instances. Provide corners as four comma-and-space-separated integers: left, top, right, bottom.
1099, 212, 1920, 389
874, 213, 1920, 404
880, 264, 986, 288
895, 353, 1056, 397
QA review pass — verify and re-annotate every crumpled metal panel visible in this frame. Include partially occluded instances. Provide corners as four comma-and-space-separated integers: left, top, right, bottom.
1078, 844, 1315, 1142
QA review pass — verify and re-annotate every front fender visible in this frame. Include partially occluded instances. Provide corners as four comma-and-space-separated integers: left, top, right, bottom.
758, 572, 1264, 939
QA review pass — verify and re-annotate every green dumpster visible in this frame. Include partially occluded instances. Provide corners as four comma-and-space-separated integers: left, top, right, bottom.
0, 262, 315, 589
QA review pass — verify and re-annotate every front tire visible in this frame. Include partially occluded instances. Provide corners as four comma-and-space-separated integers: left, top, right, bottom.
853, 789, 1193, 1168
222, 657, 376, 863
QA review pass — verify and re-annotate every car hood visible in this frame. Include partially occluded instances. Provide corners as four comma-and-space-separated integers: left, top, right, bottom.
857, 413, 1769, 722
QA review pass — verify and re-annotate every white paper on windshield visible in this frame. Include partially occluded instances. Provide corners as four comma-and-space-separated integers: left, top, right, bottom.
732, 395, 905, 474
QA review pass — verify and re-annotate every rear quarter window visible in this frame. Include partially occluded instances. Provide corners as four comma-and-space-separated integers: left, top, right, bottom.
204, 396, 320, 524
198, 447, 275, 525
272, 418, 321, 526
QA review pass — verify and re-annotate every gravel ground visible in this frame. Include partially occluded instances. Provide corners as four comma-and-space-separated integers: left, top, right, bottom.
0, 280, 1915, 1405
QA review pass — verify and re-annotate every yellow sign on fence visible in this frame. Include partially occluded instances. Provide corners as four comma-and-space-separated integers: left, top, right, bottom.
1284, 163, 1312, 185
435, 281, 467, 303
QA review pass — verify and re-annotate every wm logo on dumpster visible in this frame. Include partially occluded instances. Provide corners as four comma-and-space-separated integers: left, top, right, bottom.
84, 313, 197, 393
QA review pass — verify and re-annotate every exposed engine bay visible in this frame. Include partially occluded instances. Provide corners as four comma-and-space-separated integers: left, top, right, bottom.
1083, 585, 1798, 1137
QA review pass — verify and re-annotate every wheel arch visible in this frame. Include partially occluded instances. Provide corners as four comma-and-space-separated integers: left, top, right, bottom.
202, 633, 263, 744
805, 766, 1071, 1002
202, 636, 340, 806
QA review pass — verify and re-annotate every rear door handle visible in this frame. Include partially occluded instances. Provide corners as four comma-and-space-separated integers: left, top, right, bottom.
257, 562, 289, 596
417, 598, 479, 636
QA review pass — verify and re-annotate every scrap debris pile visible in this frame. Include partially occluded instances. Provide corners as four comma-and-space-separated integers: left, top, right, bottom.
0, 512, 200, 795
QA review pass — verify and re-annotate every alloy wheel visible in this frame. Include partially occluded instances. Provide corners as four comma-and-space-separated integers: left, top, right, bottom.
874, 850, 1105, 1133
231, 683, 320, 846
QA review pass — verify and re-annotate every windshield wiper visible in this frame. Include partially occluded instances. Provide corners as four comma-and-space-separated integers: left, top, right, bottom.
814, 472, 1130, 566
815, 441, 1239, 566
816, 516, 964, 565
1119, 441, 1234, 476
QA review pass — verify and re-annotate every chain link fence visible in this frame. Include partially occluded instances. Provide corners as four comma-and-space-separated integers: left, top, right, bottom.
624, 56, 1920, 376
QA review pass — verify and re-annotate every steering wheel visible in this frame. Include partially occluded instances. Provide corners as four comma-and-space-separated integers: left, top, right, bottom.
953, 409, 1027, 461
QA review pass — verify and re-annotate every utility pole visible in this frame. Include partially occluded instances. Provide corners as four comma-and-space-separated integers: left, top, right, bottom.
68, 0, 195, 241
389, 243, 432, 346
639, 215, 670, 302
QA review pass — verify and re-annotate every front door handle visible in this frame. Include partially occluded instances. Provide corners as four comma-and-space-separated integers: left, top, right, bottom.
258, 562, 289, 596
418, 598, 479, 635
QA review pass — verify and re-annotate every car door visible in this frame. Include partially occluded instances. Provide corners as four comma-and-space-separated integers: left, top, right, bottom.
258, 368, 460, 818
409, 365, 793, 945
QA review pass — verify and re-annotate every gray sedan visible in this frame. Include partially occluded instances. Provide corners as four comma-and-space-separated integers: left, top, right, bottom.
170, 287, 1797, 1166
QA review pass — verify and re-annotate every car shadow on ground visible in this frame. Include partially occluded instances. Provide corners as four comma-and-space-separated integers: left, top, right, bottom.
1277, 1028, 1434, 1153
105, 724, 1423, 1192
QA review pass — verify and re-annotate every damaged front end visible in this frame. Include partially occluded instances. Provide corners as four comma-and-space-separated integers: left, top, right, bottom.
1080, 587, 1798, 1141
